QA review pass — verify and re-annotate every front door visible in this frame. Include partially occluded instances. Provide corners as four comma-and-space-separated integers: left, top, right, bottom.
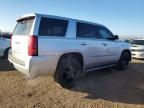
76, 22, 106, 69
97, 26, 120, 64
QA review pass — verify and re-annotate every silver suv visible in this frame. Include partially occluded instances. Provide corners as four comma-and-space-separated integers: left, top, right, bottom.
9, 13, 131, 88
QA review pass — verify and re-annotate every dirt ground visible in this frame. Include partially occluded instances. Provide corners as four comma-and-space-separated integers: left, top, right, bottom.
0, 58, 144, 108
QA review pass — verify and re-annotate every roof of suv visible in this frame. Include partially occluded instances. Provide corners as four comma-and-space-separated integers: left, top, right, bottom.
17, 13, 106, 28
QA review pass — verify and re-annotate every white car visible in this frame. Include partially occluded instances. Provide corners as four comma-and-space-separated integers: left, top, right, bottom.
0, 36, 10, 58
9, 13, 131, 88
131, 39, 144, 59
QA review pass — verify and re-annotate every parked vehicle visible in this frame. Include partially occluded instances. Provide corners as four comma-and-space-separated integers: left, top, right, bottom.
131, 39, 144, 59
9, 13, 131, 88
0, 36, 10, 58
2, 34, 11, 39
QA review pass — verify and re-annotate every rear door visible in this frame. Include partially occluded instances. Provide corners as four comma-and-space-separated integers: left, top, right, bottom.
12, 17, 35, 61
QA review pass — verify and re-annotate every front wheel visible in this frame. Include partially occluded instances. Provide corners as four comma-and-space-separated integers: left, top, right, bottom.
115, 51, 130, 70
54, 56, 82, 88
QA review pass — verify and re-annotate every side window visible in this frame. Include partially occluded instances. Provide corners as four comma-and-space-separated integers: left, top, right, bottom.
98, 27, 113, 39
77, 22, 98, 38
38, 17, 68, 37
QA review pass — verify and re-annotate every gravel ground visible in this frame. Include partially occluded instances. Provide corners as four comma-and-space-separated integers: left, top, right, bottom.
0, 58, 144, 108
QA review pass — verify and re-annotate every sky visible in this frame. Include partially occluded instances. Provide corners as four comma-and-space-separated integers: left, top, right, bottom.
0, 0, 144, 38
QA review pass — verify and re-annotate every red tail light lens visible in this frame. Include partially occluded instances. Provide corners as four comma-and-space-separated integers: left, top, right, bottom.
28, 36, 38, 56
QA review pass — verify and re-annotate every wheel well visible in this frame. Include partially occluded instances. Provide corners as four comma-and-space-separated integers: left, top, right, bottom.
58, 52, 84, 67
54, 52, 84, 81
122, 49, 131, 61
4, 47, 10, 57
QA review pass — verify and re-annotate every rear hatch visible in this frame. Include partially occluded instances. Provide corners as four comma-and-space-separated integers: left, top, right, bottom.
12, 16, 35, 62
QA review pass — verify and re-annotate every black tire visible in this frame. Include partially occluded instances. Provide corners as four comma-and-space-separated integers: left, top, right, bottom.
115, 51, 130, 70
4, 48, 10, 59
54, 56, 82, 88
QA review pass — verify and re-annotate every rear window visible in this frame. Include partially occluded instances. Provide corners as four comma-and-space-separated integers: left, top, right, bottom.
38, 17, 68, 37
13, 18, 34, 36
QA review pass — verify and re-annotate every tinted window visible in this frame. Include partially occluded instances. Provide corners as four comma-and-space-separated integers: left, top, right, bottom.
13, 18, 34, 36
131, 40, 144, 45
77, 22, 99, 38
98, 27, 113, 39
39, 18, 68, 37
2, 35, 11, 39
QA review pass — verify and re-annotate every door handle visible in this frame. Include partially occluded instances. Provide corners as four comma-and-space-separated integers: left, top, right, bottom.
102, 43, 107, 46
80, 43, 87, 46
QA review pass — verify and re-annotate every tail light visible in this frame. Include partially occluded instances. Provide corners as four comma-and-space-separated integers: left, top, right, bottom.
28, 36, 38, 56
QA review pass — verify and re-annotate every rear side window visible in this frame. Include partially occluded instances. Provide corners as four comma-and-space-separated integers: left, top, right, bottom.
38, 18, 68, 37
13, 18, 34, 36
76, 22, 99, 38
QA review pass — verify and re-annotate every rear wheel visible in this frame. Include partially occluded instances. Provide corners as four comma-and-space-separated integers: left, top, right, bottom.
54, 56, 82, 88
115, 51, 130, 70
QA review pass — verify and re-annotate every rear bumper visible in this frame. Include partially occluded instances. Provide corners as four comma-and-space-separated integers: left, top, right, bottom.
8, 53, 58, 78
131, 51, 144, 59
8, 54, 30, 77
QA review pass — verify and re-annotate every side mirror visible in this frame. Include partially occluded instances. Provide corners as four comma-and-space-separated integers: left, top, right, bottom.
113, 35, 119, 40
106, 35, 119, 40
